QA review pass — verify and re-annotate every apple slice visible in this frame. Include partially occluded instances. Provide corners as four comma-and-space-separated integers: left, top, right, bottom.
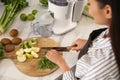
17, 54, 26, 62
25, 53, 33, 59
31, 51, 39, 58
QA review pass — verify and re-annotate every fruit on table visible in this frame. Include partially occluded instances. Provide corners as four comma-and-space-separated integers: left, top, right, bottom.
12, 37, 22, 45
1, 38, 12, 45
0, 29, 22, 53
4, 44, 15, 52
9, 29, 19, 37
27, 14, 35, 21
20, 9, 38, 21
32, 9, 38, 15
20, 13, 27, 21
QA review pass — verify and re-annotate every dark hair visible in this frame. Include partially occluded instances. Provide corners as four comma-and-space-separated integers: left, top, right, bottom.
97, 0, 120, 74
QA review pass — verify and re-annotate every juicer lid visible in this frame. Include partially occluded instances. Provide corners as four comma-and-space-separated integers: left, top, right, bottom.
49, 0, 68, 6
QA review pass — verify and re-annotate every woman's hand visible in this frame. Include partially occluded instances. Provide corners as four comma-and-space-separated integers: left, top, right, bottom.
46, 50, 62, 65
46, 50, 70, 73
71, 38, 87, 51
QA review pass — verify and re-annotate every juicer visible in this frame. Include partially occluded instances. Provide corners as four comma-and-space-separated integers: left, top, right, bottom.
48, 0, 84, 34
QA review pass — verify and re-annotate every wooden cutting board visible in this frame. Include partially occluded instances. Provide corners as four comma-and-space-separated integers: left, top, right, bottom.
3, 37, 61, 77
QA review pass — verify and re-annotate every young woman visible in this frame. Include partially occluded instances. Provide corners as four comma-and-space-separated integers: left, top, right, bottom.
46, 0, 120, 79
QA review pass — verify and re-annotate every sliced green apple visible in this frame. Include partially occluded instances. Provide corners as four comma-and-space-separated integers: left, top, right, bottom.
17, 54, 26, 62
31, 47, 40, 52
25, 53, 33, 59
31, 51, 39, 58
16, 48, 24, 56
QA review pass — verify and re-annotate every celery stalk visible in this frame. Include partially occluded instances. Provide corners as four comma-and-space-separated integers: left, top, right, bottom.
0, 0, 28, 35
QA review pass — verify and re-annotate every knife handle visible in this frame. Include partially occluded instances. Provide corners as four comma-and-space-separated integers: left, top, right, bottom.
67, 45, 77, 50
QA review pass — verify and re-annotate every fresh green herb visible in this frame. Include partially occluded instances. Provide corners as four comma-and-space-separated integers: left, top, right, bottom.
38, 57, 56, 69
0, 0, 28, 35
39, 0, 48, 7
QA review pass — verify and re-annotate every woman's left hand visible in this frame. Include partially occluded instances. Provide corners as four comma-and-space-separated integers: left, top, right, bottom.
45, 50, 70, 73
45, 50, 63, 65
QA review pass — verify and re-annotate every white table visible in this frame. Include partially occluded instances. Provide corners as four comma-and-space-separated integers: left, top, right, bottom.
0, 0, 106, 80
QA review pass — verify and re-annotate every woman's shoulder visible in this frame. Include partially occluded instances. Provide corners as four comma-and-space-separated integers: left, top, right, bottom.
90, 28, 107, 41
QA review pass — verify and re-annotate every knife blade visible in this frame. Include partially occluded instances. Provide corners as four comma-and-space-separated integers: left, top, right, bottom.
41, 46, 72, 52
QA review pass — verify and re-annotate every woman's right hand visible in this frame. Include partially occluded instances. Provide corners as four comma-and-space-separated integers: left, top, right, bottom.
71, 38, 87, 51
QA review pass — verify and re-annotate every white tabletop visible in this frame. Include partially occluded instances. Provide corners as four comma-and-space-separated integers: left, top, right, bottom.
0, 0, 106, 80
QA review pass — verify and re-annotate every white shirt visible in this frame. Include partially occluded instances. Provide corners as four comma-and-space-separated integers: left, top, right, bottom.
63, 29, 120, 80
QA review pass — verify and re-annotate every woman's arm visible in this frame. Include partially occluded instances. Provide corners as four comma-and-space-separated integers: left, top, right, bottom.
46, 50, 77, 80
46, 38, 87, 72
45, 38, 87, 80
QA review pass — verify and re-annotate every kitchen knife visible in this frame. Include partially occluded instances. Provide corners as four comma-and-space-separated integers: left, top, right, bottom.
41, 46, 73, 52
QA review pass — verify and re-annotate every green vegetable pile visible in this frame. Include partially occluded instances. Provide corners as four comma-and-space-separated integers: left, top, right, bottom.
38, 51, 56, 69
0, 0, 28, 35
0, 42, 4, 59
39, 0, 48, 7
38, 56, 56, 69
